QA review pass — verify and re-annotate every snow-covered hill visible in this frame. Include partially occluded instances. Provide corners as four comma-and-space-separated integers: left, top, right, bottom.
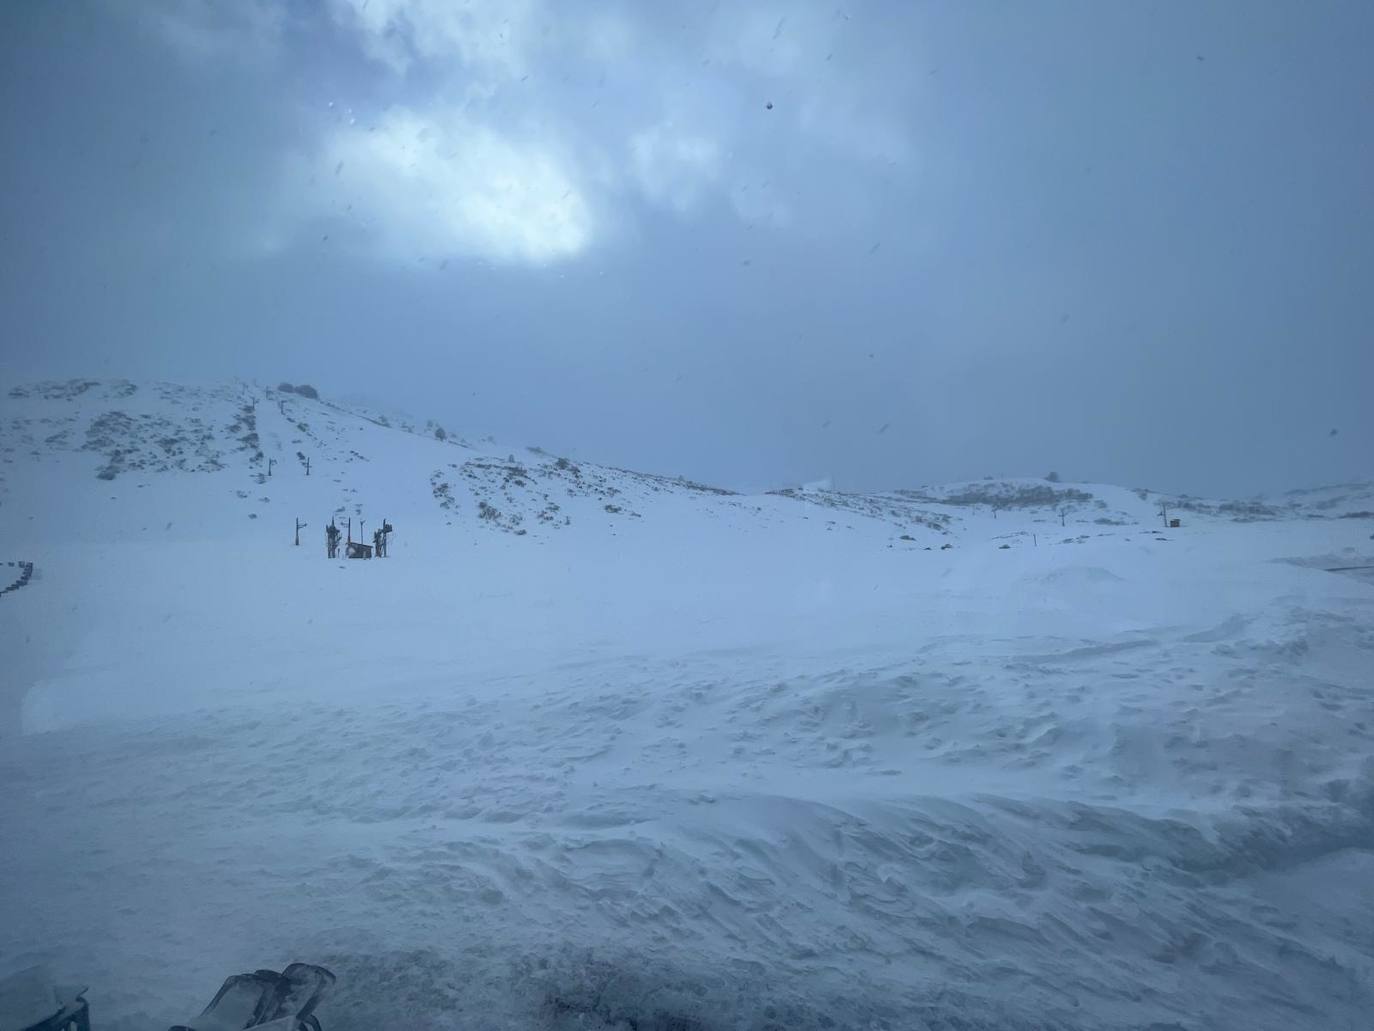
1, 379, 1372, 1030
6, 378, 1371, 552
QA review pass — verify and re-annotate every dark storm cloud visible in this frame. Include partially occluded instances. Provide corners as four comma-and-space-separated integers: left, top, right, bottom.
2, 1, 1371, 496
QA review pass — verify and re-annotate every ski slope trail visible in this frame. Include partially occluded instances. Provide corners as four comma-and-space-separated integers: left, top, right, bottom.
2, 380, 1373, 1029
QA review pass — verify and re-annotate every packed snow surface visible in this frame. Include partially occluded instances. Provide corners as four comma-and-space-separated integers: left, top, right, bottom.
2, 380, 1372, 1029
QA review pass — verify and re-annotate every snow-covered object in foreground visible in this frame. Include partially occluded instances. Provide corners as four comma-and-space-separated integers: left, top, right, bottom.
0, 967, 88, 1031
169, 964, 333, 1031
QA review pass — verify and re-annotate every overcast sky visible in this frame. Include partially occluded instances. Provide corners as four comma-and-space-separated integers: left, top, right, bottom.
2, 1, 1370, 496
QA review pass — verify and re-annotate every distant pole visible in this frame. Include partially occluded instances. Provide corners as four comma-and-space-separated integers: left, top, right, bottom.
295, 518, 305, 546
268, 457, 275, 477
347, 518, 351, 544
305, 457, 311, 476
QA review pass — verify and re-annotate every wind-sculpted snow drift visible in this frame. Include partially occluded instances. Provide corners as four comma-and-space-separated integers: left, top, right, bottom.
1, 380, 1372, 1029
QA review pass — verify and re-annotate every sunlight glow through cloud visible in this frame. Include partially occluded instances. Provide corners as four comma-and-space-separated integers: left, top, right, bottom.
130, 0, 918, 266
301, 108, 594, 265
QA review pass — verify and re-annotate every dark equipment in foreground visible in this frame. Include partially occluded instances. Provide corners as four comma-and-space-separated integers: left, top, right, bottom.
1, 962, 333, 1031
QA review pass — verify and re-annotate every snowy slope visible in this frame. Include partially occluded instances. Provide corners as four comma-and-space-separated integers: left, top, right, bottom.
2, 379, 1373, 1030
